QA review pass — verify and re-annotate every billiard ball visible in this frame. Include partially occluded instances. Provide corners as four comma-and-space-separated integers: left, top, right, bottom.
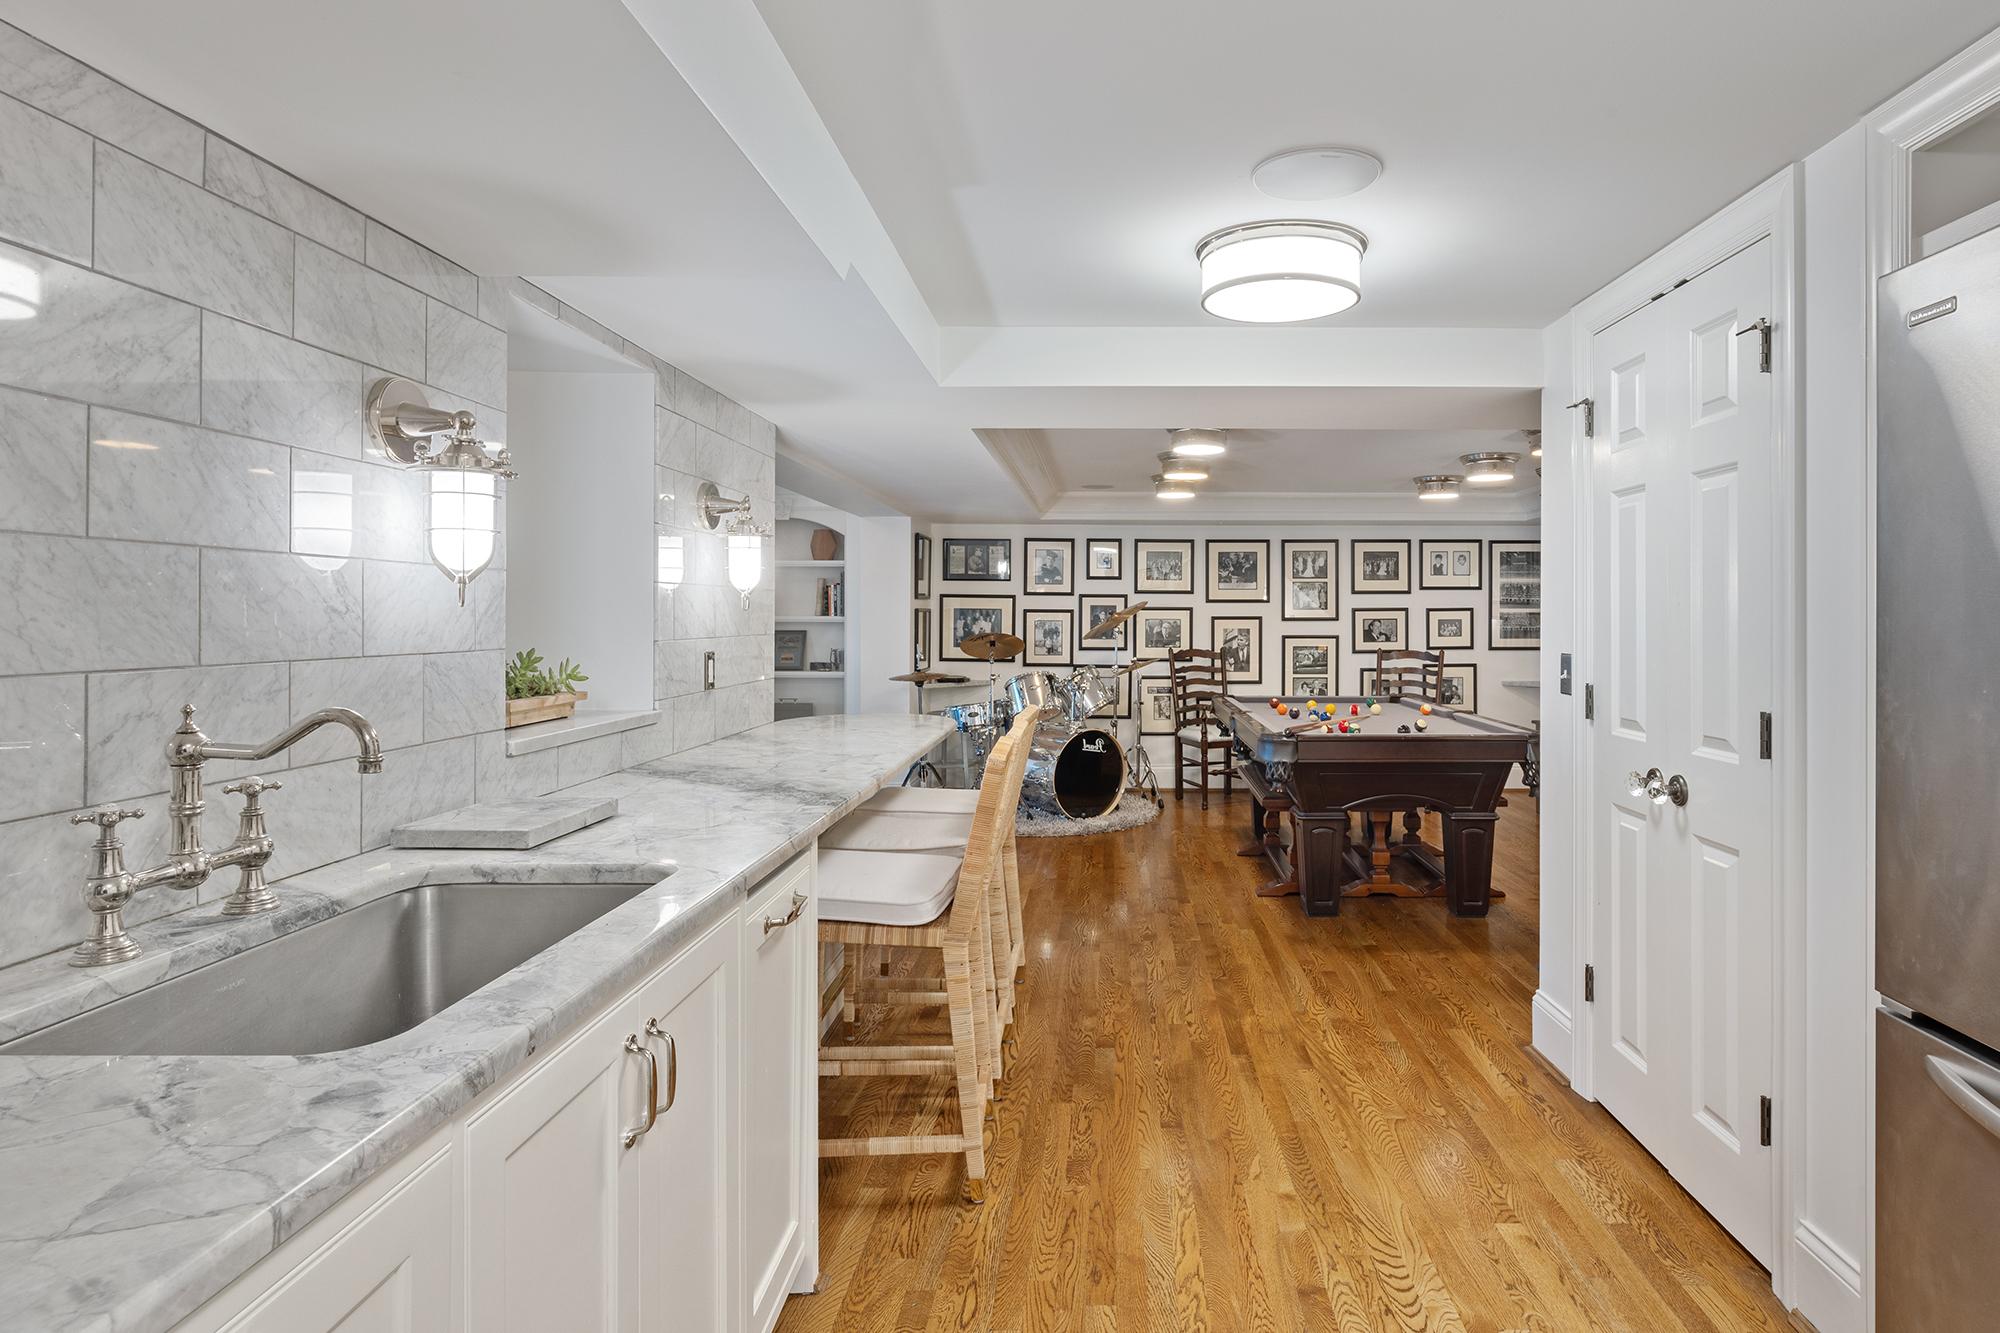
1418, 703, 1433, 716
1270, 697, 1280, 711
1275, 702, 1289, 717
1306, 699, 1319, 712
1337, 720, 1350, 733
1415, 717, 1429, 732
1349, 703, 1360, 716
1368, 702, 1382, 715
1397, 724, 1411, 734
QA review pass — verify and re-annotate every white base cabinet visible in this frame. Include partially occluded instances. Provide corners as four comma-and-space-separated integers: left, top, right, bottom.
174, 855, 817, 1333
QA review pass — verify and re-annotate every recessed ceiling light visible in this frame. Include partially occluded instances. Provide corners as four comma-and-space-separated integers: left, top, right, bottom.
1251, 146, 1383, 201
1157, 452, 1209, 483
1196, 220, 1366, 323
1153, 474, 1197, 500
1168, 428, 1227, 458
1414, 474, 1462, 501
1459, 452, 1519, 485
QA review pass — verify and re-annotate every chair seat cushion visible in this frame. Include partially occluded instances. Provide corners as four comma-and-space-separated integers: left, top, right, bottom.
818, 848, 962, 927
821, 808, 971, 853
1177, 726, 1230, 745
861, 786, 981, 814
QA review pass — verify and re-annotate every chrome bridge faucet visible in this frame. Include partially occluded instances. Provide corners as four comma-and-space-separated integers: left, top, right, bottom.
67, 705, 384, 968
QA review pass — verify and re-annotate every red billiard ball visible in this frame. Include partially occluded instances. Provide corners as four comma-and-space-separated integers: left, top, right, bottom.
1350, 703, 1361, 716
1337, 720, 1350, 733
1270, 697, 1281, 710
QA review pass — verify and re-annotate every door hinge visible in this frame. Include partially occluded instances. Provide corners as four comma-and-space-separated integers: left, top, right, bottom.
1759, 711, 1772, 760
1583, 683, 1595, 721
1567, 396, 1595, 438
1736, 317, 1773, 374
1759, 1095, 1773, 1147
1583, 964, 1595, 1003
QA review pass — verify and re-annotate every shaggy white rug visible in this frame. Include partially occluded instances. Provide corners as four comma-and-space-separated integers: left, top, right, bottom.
1017, 790, 1164, 838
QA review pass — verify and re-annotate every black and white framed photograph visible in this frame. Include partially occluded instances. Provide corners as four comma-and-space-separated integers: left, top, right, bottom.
913, 532, 931, 599
941, 537, 1013, 583
938, 594, 1016, 661
1418, 539, 1481, 590
1086, 537, 1122, 581
1134, 538, 1195, 594
1078, 593, 1129, 651
775, 629, 807, 672
1112, 667, 1133, 720
1205, 538, 1271, 603
913, 608, 931, 669
1438, 664, 1478, 711
1281, 636, 1338, 697
1427, 606, 1475, 650
1023, 606, 1074, 666
1351, 539, 1411, 594
1211, 615, 1263, 684
1280, 539, 1337, 621
1489, 540, 1542, 650
1024, 537, 1075, 595
1139, 677, 1178, 735
1353, 607, 1409, 651
1136, 606, 1193, 656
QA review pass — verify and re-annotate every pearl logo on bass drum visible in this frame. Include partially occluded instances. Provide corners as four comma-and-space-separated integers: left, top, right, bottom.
1081, 736, 1107, 754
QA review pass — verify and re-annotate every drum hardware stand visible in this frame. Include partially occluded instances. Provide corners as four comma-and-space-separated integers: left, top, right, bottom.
1080, 601, 1165, 811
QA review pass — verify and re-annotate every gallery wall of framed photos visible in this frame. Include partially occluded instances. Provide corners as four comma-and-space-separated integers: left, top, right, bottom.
914, 520, 1542, 750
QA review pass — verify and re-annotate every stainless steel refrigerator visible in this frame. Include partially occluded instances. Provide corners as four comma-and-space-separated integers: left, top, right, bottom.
1877, 221, 2000, 1329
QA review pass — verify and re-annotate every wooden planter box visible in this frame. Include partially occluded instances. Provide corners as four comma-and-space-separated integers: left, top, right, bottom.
505, 691, 587, 729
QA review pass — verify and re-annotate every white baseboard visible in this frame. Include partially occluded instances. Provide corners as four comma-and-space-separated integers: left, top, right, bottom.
1790, 1220, 1864, 1333
1531, 989, 1574, 1079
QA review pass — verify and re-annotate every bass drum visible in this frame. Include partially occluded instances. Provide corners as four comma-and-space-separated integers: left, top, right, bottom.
1020, 721, 1126, 819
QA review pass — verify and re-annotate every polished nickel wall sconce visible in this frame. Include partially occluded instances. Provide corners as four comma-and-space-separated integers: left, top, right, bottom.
366, 377, 517, 604
697, 481, 770, 607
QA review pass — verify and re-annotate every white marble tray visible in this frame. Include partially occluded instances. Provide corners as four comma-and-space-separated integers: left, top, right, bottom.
391, 796, 620, 849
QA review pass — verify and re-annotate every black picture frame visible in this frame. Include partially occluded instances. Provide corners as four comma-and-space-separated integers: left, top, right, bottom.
1351, 539, 1412, 595
1205, 538, 1272, 603
1489, 540, 1542, 650
1085, 537, 1123, 581
774, 629, 807, 672
938, 594, 1017, 661
1023, 537, 1076, 596
912, 607, 931, 669
1133, 538, 1195, 594
1280, 635, 1339, 697
1418, 539, 1482, 590
1078, 593, 1129, 651
1438, 664, 1478, 711
1135, 605, 1194, 657
1352, 606, 1409, 652
1023, 605, 1075, 666
912, 532, 931, 599
1427, 606, 1476, 651
1137, 675, 1178, 735
1210, 614, 1264, 685
1280, 539, 1338, 621
940, 537, 1013, 583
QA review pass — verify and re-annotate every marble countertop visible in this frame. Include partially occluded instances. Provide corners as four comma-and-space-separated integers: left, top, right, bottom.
0, 714, 948, 1333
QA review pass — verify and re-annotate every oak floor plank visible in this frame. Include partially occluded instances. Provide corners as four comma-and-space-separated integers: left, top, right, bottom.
785, 794, 1791, 1333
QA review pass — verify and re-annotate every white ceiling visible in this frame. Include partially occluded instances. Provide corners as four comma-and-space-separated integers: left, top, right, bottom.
1047, 428, 1537, 494
9, 0, 1993, 521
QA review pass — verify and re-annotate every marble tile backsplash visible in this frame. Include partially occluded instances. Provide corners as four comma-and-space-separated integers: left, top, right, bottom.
0, 21, 776, 968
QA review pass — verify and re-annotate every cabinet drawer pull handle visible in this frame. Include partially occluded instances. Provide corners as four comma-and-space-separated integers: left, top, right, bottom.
645, 1017, 677, 1113
763, 892, 807, 935
621, 1034, 659, 1147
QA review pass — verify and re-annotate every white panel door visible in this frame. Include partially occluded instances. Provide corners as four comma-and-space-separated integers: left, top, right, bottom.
1589, 237, 1777, 1265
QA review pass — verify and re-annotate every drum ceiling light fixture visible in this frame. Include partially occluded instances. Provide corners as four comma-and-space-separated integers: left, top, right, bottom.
1414, 474, 1463, 502
1459, 451, 1520, 485
1196, 220, 1366, 323
1153, 473, 1198, 500
1157, 451, 1209, 483
1167, 427, 1228, 458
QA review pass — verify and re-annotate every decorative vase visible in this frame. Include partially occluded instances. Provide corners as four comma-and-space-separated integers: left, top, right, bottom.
810, 528, 838, 561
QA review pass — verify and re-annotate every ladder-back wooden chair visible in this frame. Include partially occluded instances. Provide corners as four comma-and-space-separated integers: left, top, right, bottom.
1370, 648, 1444, 704
814, 708, 1038, 1201
1170, 647, 1232, 810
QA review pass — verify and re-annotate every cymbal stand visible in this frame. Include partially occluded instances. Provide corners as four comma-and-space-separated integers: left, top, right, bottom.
1104, 631, 1161, 809
900, 678, 947, 787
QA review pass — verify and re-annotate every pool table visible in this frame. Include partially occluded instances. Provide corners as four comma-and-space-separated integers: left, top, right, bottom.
1215, 694, 1534, 917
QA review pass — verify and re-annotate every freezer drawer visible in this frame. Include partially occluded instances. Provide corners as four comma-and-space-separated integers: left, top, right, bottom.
1878, 1009, 2000, 1330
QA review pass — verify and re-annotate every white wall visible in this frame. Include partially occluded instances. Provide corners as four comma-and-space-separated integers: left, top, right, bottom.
846, 514, 913, 716
507, 370, 657, 712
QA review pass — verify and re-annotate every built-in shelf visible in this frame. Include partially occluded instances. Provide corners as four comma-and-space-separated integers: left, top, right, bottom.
776, 559, 844, 569
776, 615, 844, 623
504, 707, 661, 757
773, 671, 845, 681
1502, 680, 1540, 690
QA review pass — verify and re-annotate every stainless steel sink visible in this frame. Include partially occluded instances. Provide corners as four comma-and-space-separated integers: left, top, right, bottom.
1, 881, 655, 1057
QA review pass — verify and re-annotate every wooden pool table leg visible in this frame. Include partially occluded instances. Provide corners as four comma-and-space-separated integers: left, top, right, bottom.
1240, 791, 1299, 897
1298, 814, 1348, 916
1442, 810, 1499, 917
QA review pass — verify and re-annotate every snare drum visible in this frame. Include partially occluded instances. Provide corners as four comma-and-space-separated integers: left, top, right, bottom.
938, 701, 1008, 733
1005, 670, 1065, 715
1063, 665, 1116, 722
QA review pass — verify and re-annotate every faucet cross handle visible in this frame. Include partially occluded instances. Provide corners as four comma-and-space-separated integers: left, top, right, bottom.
223, 776, 283, 808
70, 806, 146, 833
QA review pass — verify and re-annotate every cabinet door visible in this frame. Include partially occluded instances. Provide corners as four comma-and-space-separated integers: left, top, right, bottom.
464, 988, 648, 1332
635, 919, 739, 1333
739, 855, 816, 1333
215, 1146, 455, 1333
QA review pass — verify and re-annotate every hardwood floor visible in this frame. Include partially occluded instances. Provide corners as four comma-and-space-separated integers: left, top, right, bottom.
785, 793, 1792, 1333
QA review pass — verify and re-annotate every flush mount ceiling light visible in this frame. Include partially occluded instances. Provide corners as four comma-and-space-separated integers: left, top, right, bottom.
1167, 427, 1228, 458
1526, 429, 1544, 458
1153, 474, 1198, 501
1196, 220, 1366, 323
1251, 146, 1383, 201
1459, 451, 1520, 485
1414, 474, 1463, 502
1157, 451, 1209, 483
366, 377, 515, 604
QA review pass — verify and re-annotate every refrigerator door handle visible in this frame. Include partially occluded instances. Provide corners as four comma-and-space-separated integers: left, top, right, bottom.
1926, 1053, 2000, 1141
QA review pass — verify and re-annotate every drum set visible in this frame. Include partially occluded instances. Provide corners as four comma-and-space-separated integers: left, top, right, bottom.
892, 603, 1162, 820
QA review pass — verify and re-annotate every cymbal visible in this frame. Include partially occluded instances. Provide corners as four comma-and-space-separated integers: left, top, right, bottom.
1081, 599, 1149, 640
956, 632, 1025, 662
1109, 656, 1165, 677
891, 670, 971, 685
